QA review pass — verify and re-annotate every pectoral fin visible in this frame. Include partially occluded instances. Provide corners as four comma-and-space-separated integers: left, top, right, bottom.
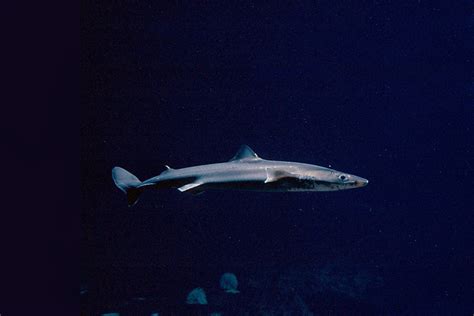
264, 169, 295, 183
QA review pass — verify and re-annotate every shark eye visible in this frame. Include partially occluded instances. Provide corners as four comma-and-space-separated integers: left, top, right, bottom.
339, 175, 347, 181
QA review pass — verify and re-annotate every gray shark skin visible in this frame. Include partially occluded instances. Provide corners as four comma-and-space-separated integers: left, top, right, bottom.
112, 145, 369, 206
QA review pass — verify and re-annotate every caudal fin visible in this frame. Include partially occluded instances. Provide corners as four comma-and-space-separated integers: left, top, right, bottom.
112, 166, 144, 206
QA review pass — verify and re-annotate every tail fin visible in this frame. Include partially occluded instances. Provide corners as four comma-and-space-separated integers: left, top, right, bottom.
112, 167, 144, 206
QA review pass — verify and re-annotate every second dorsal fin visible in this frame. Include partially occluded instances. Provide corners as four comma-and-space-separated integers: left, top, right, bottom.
229, 145, 260, 161
160, 165, 175, 175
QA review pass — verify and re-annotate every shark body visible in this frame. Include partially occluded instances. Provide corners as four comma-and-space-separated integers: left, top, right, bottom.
112, 145, 368, 206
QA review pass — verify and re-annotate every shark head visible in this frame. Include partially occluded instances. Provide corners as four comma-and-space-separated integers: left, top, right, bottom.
321, 169, 368, 191
308, 167, 369, 191
282, 164, 369, 192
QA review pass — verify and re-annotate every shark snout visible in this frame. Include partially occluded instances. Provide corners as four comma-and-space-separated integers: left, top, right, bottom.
354, 177, 369, 187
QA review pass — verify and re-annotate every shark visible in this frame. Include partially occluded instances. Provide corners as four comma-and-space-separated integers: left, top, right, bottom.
112, 145, 368, 206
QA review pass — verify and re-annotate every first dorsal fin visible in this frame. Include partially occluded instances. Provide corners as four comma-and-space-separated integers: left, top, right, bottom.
229, 145, 260, 161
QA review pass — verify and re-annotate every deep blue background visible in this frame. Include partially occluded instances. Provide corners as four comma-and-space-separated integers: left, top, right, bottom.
81, 1, 473, 313
1, 0, 78, 314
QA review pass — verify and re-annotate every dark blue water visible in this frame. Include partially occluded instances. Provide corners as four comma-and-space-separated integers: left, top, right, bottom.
81, 1, 473, 314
